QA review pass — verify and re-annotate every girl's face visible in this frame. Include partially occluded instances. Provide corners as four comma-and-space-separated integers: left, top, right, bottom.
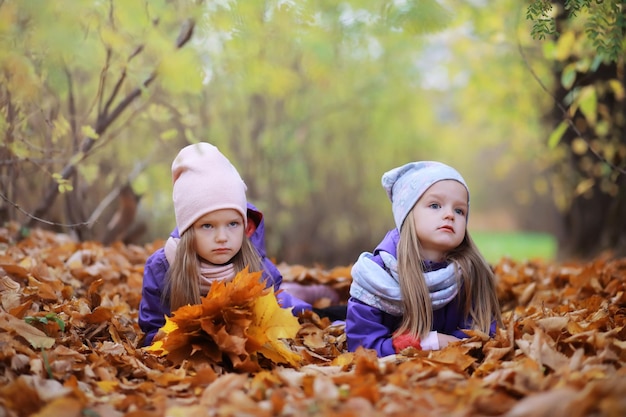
192, 209, 245, 265
410, 180, 468, 262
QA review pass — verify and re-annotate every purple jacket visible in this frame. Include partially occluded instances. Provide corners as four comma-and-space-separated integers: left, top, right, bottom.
346, 228, 495, 357
138, 203, 311, 346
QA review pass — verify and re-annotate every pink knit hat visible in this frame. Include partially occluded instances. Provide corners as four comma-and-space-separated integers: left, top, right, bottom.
172, 142, 247, 233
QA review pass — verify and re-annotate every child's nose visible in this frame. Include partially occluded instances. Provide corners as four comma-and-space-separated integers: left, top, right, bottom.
215, 228, 227, 241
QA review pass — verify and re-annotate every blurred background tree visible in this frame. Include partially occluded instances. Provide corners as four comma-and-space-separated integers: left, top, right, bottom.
0, 0, 623, 265
0, 0, 203, 241
526, 0, 626, 259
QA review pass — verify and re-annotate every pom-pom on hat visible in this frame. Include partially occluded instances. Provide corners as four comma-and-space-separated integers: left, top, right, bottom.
381, 161, 469, 230
172, 142, 247, 234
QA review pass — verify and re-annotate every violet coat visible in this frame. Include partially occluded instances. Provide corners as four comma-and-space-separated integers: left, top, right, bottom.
346, 228, 496, 357
138, 203, 311, 346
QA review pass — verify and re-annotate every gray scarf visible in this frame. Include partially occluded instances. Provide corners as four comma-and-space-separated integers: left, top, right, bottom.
350, 251, 459, 316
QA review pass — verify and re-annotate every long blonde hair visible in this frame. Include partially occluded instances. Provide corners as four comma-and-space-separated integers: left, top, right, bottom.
163, 226, 263, 311
396, 214, 502, 339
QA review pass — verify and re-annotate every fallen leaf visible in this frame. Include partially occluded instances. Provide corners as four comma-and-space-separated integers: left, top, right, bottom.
1, 224, 626, 416
0, 311, 55, 349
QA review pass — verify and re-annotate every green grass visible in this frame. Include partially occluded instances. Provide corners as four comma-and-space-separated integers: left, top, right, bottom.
470, 231, 558, 264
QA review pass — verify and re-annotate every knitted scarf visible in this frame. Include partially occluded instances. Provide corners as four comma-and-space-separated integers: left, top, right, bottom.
164, 236, 236, 295
350, 251, 459, 316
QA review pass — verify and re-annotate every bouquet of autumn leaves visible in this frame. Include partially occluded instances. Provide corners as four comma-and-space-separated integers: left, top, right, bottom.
144, 269, 302, 372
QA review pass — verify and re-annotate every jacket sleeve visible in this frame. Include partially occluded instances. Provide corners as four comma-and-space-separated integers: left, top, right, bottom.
263, 257, 312, 314
346, 297, 397, 357
276, 290, 312, 315
138, 248, 170, 347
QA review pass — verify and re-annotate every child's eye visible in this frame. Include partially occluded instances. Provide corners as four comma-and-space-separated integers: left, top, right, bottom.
201, 223, 213, 229
429, 203, 441, 209
228, 221, 240, 228
455, 208, 465, 215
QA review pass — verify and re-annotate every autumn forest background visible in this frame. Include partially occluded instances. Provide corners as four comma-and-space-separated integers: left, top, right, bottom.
1, 0, 624, 267
1, 1, 626, 416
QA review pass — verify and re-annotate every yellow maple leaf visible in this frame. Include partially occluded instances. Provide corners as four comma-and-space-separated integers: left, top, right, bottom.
247, 289, 302, 367
162, 315, 179, 333
144, 314, 184, 355
144, 339, 165, 354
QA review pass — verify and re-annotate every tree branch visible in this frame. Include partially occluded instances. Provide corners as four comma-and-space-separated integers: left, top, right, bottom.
0, 189, 90, 229
516, 40, 626, 177
86, 157, 151, 228
19, 19, 196, 235
97, 48, 112, 117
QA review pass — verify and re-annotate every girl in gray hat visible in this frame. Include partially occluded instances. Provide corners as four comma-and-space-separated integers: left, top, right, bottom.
346, 161, 502, 356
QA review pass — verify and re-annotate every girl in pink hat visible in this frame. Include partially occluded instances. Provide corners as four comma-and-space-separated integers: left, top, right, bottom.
138, 142, 312, 346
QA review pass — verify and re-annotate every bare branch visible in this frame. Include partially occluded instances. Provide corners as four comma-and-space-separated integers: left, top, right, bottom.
98, 19, 195, 133
96, 48, 112, 117
176, 18, 194, 47
0, 189, 89, 228
19, 18, 196, 235
102, 68, 128, 119
103, 45, 144, 118
87, 157, 152, 227
65, 66, 78, 146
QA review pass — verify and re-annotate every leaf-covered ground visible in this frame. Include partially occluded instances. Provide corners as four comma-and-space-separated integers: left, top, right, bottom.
1, 225, 625, 417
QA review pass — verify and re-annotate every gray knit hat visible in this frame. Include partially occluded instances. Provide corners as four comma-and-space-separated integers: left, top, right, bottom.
381, 161, 469, 230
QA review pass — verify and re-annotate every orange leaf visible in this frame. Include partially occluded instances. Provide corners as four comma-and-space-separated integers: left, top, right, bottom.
148, 268, 301, 370
82, 306, 113, 324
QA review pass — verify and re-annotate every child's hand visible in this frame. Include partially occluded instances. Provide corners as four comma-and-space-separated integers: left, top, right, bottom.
393, 331, 455, 352
392, 331, 421, 352
437, 333, 460, 348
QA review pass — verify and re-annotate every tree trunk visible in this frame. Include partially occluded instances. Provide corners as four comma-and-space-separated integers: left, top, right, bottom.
551, 3, 626, 260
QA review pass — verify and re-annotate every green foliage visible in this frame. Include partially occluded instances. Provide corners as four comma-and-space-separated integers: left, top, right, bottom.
524, 0, 625, 211
526, 0, 558, 39
526, 0, 626, 61
523, 0, 626, 260
548, 121, 569, 148
25, 313, 66, 333
585, 0, 626, 60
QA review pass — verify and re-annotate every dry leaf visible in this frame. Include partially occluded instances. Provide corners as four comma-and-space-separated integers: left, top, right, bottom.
0, 311, 55, 349
248, 290, 302, 367
1, 224, 626, 416
146, 268, 301, 371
